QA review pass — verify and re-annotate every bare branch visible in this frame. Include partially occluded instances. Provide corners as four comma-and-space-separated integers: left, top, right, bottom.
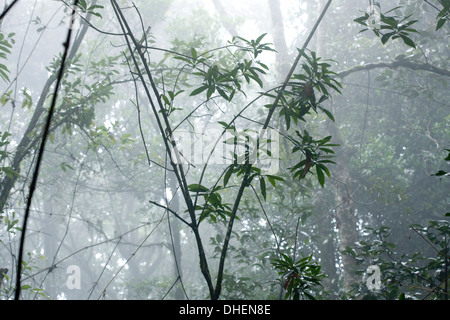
338, 60, 450, 79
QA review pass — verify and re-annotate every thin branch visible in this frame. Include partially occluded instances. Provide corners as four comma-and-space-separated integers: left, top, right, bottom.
338, 60, 450, 79
161, 276, 180, 300
148, 200, 191, 227
14, 1, 79, 300
87, 237, 121, 300
0, 0, 19, 21
97, 211, 167, 299
21, 219, 161, 282
411, 227, 450, 259
249, 184, 281, 256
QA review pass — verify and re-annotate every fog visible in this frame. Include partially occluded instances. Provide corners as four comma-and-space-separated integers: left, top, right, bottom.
0, 0, 449, 301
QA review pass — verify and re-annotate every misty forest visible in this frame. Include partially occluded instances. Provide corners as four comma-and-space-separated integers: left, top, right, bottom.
0, 0, 449, 300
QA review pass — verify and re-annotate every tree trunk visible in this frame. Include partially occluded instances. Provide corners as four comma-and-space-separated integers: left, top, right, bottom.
267, 0, 291, 78
335, 162, 359, 294
316, 205, 339, 298
328, 122, 360, 295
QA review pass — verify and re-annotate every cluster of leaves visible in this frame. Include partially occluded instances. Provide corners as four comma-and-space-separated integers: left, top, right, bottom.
44, 53, 118, 139
354, 5, 419, 48
173, 34, 274, 101
434, 0, 449, 31
272, 253, 325, 300
0, 252, 49, 300
0, 32, 15, 82
0, 211, 49, 299
224, 163, 284, 202
432, 149, 450, 179
188, 184, 233, 223
346, 220, 450, 300
278, 50, 341, 128
272, 50, 341, 187
0, 131, 17, 180
289, 132, 337, 187
74, 0, 104, 18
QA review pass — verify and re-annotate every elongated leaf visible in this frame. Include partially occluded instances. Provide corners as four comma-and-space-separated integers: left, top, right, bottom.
206, 85, 215, 99
187, 184, 209, 193
316, 166, 325, 187
223, 165, 234, 187
260, 177, 266, 201
266, 174, 284, 187
400, 35, 416, 48
190, 85, 208, 96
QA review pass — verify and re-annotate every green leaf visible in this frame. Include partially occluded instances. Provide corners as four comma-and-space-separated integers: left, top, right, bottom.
316, 166, 325, 187
354, 16, 368, 26
255, 33, 267, 44
381, 33, 393, 45
190, 85, 208, 96
1, 131, 11, 141
320, 107, 335, 122
400, 35, 416, 48
432, 170, 448, 177
187, 184, 209, 193
191, 47, 198, 60
2, 167, 19, 178
223, 165, 234, 187
248, 73, 263, 88
206, 85, 215, 99
217, 87, 229, 101
436, 18, 446, 31
259, 177, 266, 201
266, 174, 284, 188
60, 162, 74, 172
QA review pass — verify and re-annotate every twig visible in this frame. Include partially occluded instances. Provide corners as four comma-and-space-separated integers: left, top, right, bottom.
338, 60, 450, 79
161, 276, 180, 300
250, 184, 281, 255
148, 200, 191, 227
411, 226, 450, 259
98, 210, 166, 299
87, 238, 121, 300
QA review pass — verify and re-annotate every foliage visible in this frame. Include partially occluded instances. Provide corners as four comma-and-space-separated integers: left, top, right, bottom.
433, 0, 450, 31
0, 32, 14, 82
354, 4, 419, 48
272, 253, 325, 300
0, 0, 448, 301
432, 149, 450, 178
346, 220, 449, 300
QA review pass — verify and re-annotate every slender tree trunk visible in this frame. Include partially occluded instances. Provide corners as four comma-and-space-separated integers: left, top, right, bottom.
316, 205, 339, 298
335, 162, 359, 294
327, 121, 360, 295
267, 0, 291, 78
314, 0, 360, 296
316, 0, 341, 298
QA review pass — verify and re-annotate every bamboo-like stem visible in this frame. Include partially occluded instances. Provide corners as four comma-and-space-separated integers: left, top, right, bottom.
110, 0, 216, 298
